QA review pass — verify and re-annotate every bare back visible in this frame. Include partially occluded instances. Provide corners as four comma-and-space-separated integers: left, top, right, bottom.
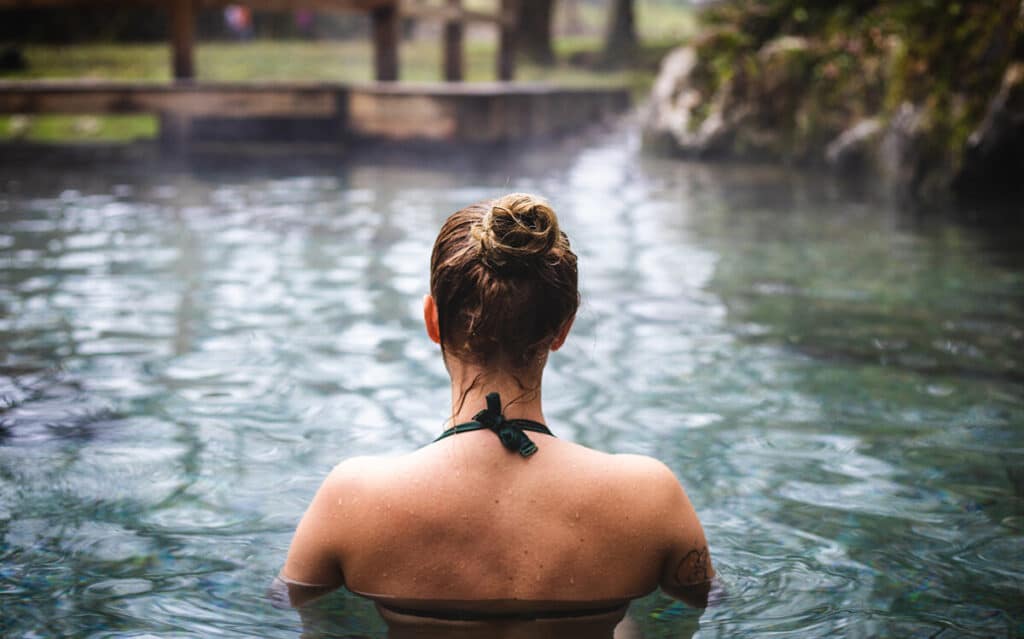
283, 428, 713, 616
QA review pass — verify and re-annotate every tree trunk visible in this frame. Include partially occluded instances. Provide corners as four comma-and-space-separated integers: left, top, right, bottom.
515, 0, 556, 66
603, 0, 637, 65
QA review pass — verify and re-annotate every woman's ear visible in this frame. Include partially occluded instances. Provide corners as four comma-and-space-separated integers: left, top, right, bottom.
550, 315, 575, 352
423, 294, 441, 345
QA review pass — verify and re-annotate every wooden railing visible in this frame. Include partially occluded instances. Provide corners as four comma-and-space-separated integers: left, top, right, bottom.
0, 0, 518, 81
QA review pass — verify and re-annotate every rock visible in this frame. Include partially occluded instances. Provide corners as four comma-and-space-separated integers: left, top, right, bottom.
757, 35, 810, 61
957, 62, 1024, 197
648, 46, 699, 117
825, 118, 884, 171
643, 2, 1023, 207
740, 36, 817, 158
643, 46, 704, 154
643, 37, 819, 160
879, 102, 929, 193
642, 45, 735, 156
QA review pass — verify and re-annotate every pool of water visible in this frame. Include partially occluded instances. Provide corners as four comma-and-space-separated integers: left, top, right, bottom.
1, 132, 1022, 638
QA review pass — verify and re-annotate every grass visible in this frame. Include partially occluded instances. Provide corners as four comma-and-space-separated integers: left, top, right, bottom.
0, 114, 157, 142
564, 0, 699, 43
0, 2, 697, 142
1, 38, 661, 84
0, 39, 653, 143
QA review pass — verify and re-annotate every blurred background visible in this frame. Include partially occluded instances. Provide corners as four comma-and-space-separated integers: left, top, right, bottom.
0, 0, 693, 142
1, 2, 1022, 638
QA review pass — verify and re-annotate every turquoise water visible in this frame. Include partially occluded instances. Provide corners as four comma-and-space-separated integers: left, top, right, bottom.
1, 133, 1022, 638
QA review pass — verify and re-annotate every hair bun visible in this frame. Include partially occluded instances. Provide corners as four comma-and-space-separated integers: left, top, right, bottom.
472, 193, 562, 270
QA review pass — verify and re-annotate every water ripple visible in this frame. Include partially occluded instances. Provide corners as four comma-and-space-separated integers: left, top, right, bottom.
1, 133, 1023, 638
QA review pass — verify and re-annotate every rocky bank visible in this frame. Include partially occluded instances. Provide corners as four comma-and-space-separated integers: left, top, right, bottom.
643, 1, 1024, 207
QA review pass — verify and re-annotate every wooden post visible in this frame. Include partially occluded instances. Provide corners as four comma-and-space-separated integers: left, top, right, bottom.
443, 0, 464, 82
497, 0, 517, 81
170, 0, 195, 81
159, 112, 191, 154
371, 4, 399, 82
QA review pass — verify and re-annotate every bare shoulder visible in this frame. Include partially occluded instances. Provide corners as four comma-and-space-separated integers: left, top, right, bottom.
615, 454, 696, 515
607, 452, 679, 483
602, 454, 702, 529
319, 453, 408, 501
325, 454, 383, 482
569, 447, 686, 497
280, 456, 390, 595
584, 451, 713, 586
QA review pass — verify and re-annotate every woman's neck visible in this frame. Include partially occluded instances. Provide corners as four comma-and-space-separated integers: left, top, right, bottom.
447, 362, 546, 427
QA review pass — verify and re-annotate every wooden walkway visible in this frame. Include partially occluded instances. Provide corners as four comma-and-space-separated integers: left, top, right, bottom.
0, 2, 630, 148
0, 80, 631, 146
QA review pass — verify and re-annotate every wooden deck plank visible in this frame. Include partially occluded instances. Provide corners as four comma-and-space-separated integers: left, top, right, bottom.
0, 82, 339, 116
0, 80, 630, 145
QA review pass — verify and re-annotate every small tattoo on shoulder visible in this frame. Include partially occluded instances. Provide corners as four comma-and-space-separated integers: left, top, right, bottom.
674, 546, 710, 586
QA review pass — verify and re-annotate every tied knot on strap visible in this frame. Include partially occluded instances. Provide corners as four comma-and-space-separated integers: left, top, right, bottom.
473, 392, 539, 458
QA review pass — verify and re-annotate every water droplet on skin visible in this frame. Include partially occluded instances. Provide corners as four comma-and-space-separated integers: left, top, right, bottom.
570, 576, 575, 585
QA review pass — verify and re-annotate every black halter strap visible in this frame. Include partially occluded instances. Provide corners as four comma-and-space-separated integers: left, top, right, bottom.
434, 392, 553, 458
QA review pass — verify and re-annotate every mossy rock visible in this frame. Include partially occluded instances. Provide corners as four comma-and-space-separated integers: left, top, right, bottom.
645, 0, 1024, 205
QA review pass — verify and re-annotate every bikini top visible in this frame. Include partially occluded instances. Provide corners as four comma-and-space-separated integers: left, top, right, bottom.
375, 600, 628, 622
433, 392, 553, 458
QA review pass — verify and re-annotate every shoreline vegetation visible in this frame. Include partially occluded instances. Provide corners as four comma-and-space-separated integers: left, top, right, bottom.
642, 0, 1024, 207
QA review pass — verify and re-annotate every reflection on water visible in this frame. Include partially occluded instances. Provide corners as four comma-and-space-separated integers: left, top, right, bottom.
1, 131, 1022, 638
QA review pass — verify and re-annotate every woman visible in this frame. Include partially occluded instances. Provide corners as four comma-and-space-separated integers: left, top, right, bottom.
280, 193, 714, 637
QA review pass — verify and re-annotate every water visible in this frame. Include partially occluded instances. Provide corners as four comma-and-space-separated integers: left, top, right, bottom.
1, 132, 1022, 638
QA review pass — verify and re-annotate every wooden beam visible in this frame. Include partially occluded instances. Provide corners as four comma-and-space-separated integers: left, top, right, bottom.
0, 82, 339, 117
169, 0, 195, 80
497, 0, 517, 81
371, 4, 399, 81
442, 0, 463, 82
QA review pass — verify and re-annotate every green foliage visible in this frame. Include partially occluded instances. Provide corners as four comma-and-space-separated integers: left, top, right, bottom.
0, 114, 156, 142
685, 0, 1022, 163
